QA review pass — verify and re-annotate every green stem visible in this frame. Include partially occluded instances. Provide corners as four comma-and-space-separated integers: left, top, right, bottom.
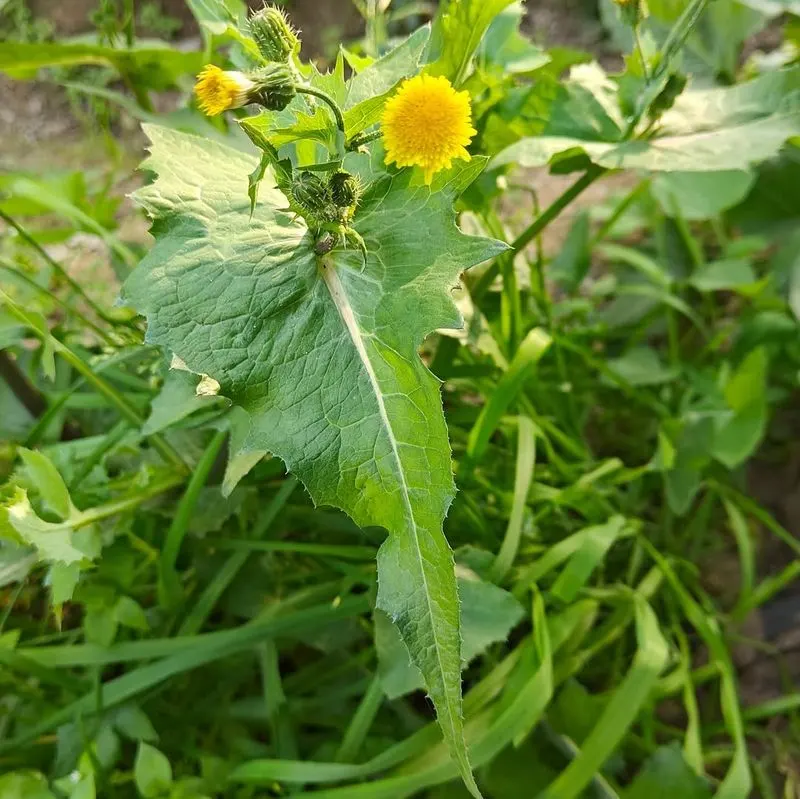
296, 85, 346, 134
159, 429, 228, 601
471, 165, 606, 302
25, 347, 152, 447
70, 419, 131, 490
347, 129, 383, 151
2, 295, 187, 473
589, 179, 651, 247
335, 674, 384, 763
0, 208, 117, 328
633, 25, 651, 82
0, 259, 114, 345
75, 475, 184, 529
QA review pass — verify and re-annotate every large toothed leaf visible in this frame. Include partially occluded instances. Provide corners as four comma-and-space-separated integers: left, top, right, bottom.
122, 125, 505, 795
493, 67, 800, 173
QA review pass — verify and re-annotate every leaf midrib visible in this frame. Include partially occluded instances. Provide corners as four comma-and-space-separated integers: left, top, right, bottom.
319, 256, 462, 748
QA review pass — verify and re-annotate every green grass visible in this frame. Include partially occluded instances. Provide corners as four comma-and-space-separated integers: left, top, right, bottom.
2, 0, 800, 797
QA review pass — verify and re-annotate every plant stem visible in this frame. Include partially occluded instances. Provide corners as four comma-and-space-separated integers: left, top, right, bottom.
335, 674, 384, 763
347, 129, 383, 151
471, 165, 606, 302
590, 179, 651, 247
296, 85, 346, 134
75, 475, 184, 528
633, 25, 651, 82
2, 295, 188, 473
0, 258, 115, 345
159, 429, 228, 603
0, 208, 117, 328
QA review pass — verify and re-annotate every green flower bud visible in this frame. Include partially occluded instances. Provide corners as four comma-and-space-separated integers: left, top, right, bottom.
250, 5, 300, 63
251, 62, 296, 111
329, 171, 361, 209
291, 171, 331, 217
614, 0, 646, 27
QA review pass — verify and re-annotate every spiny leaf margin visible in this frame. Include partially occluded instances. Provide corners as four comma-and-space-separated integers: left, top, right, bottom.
122, 124, 506, 795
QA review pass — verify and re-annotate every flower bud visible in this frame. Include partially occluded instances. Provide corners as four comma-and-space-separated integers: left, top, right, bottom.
613, 0, 646, 27
250, 62, 296, 111
329, 171, 361, 210
250, 5, 300, 62
290, 171, 331, 217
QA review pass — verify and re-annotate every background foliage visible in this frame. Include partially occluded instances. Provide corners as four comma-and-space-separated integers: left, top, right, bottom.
1, 0, 800, 797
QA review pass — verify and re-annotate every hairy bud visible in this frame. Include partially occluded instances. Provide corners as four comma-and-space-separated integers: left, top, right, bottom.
251, 63, 297, 111
250, 5, 300, 62
329, 171, 361, 209
290, 171, 331, 217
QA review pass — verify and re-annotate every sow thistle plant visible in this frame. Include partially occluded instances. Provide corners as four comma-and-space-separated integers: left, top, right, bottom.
125, 5, 501, 794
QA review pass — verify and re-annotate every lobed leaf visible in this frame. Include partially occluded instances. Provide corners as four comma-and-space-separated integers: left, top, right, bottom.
122, 125, 505, 795
493, 67, 800, 173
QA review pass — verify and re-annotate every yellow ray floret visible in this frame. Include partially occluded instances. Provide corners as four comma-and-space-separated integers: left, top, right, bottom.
194, 65, 255, 116
381, 74, 476, 185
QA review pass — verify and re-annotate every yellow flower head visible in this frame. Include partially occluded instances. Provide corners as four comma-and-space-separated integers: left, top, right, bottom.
381, 74, 476, 185
194, 65, 255, 116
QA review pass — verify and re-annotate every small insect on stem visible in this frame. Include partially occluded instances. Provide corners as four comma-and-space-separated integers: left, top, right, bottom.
315, 232, 337, 256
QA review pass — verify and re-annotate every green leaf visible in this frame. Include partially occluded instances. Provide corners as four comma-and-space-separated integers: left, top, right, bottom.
549, 210, 591, 290
17, 448, 73, 521
493, 68, 800, 173
651, 171, 756, 220
550, 516, 628, 603
655, 416, 716, 516
221, 406, 268, 497
0, 771, 56, 799
242, 27, 431, 148
1, 487, 86, 565
0, 546, 36, 588
712, 348, 768, 467
112, 705, 159, 743
463, 328, 551, 471
788, 236, 800, 321
122, 125, 504, 796
376, 572, 524, 699
689, 259, 758, 292
730, 145, 800, 235
48, 562, 81, 607
429, 0, 517, 84
479, 3, 551, 73
185, 0, 247, 32
116, 596, 150, 632
344, 26, 431, 136
606, 347, 679, 386
626, 743, 712, 798
516, 516, 631, 589
491, 415, 536, 581
134, 742, 173, 798
0, 41, 203, 90
84, 602, 119, 647
542, 597, 669, 799
143, 364, 221, 435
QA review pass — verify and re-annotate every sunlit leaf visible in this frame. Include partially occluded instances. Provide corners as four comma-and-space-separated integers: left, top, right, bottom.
122, 125, 504, 795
